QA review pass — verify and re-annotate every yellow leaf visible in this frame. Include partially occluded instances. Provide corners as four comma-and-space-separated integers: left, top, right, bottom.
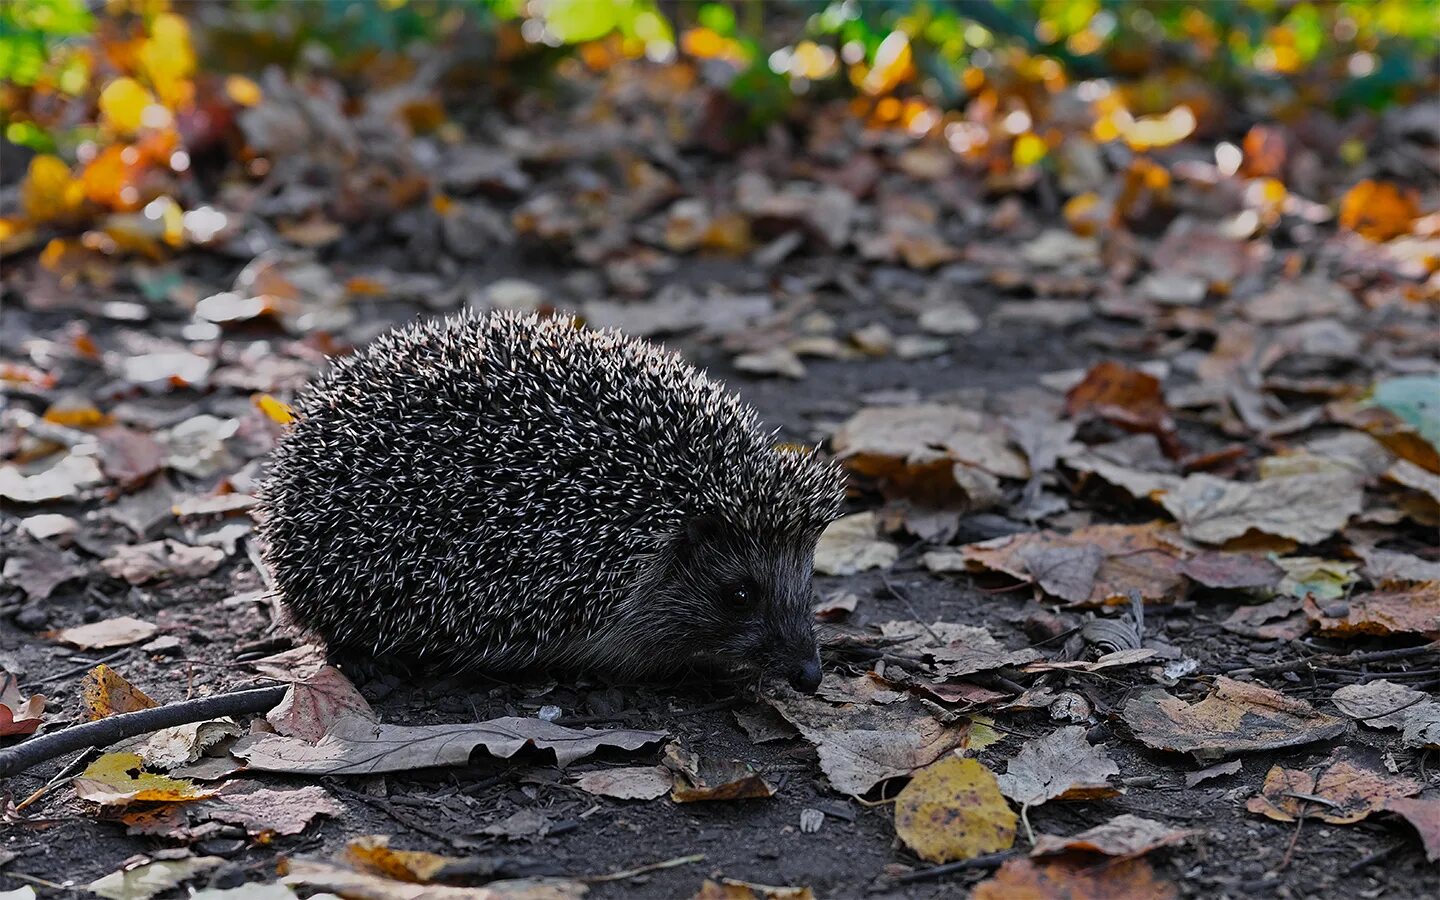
99, 77, 156, 136
862, 31, 913, 95
894, 755, 1017, 863
1012, 133, 1048, 168
73, 752, 215, 805
43, 400, 111, 430
224, 74, 263, 107
254, 393, 295, 425
80, 664, 157, 721
138, 13, 196, 108
20, 155, 86, 223
1340, 179, 1417, 242
345, 835, 450, 882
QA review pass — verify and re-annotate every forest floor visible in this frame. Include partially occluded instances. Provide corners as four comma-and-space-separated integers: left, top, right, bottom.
2, 50, 1439, 900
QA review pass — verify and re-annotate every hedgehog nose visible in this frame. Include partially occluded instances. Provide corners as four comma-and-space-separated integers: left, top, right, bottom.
789, 655, 822, 693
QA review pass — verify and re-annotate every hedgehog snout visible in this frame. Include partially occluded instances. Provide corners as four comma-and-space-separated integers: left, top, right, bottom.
787, 650, 823, 693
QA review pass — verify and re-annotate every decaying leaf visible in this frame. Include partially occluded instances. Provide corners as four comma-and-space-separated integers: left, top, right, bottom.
813, 512, 897, 575
665, 745, 775, 802
284, 857, 588, 899
996, 726, 1121, 806
1331, 680, 1436, 730
265, 665, 375, 741
203, 785, 342, 836
0, 671, 45, 737
100, 539, 226, 585
74, 752, 217, 805
1065, 361, 1181, 456
55, 616, 159, 650
1385, 797, 1440, 862
1030, 814, 1197, 858
893, 755, 1017, 863
345, 834, 452, 882
82, 664, 158, 720
1179, 552, 1284, 590
572, 766, 674, 801
693, 880, 813, 900
1161, 472, 1363, 545
87, 856, 225, 900
1303, 583, 1440, 636
1122, 677, 1347, 760
232, 715, 665, 775
972, 857, 1177, 900
1246, 757, 1422, 824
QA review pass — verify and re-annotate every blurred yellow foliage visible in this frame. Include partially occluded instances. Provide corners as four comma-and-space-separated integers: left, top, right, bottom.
137, 12, 196, 108
1340, 179, 1418, 242
21, 155, 87, 223
98, 76, 155, 135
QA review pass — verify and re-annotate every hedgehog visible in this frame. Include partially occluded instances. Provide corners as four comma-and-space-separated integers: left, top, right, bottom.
255, 309, 844, 692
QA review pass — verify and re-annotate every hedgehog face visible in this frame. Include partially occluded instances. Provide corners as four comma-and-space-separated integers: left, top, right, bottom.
653, 514, 824, 692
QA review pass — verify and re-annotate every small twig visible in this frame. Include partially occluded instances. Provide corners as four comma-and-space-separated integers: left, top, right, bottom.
328, 783, 469, 846
1345, 842, 1406, 875
1276, 815, 1305, 873
13, 750, 97, 813
0, 685, 287, 779
20, 648, 131, 690
584, 852, 705, 883
890, 850, 1021, 883
1351, 695, 1430, 722
879, 573, 940, 644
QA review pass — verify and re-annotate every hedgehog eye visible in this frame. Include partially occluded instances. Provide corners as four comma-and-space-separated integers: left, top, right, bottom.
729, 587, 753, 608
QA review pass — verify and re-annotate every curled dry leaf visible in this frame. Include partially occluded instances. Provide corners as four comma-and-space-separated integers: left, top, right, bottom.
74, 752, 217, 805
204, 784, 343, 836
1065, 361, 1182, 457
1246, 757, 1422, 824
265, 664, 375, 741
1030, 814, 1197, 858
87, 856, 225, 900
572, 765, 673, 801
232, 715, 666, 775
0, 671, 45, 737
82, 663, 157, 720
1384, 797, 1440, 862
893, 755, 1017, 863
1122, 677, 1347, 761
1303, 583, 1440, 637
973, 857, 1177, 900
55, 616, 159, 650
1331, 680, 1436, 730
665, 745, 775, 803
996, 726, 1121, 807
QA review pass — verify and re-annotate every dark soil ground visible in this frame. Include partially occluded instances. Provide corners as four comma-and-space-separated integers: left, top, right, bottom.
2, 252, 1436, 899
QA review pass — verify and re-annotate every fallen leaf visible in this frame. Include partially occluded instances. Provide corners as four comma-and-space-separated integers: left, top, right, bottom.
2, 538, 85, 602
55, 616, 159, 650
1122, 677, 1347, 761
973, 857, 1176, 900
345, 834, 451, 882
74, 752, 217, 805
0, 671, 45, 737
768, 691, 987, 796
284, 858, 587, 899
1160, 472, 1364, 545
1065, 361, 1181, 456
1185, 759, 1243, 788
0, 452, 104, 503
87, 856, 225, 900
996, 726, 1120, 806
1246, 757, 1422, 824
1332, 681, 1436, 730
893, 755, 1017, 863
665, 745, 775, 802
81, 664, 158, 720
1031, 814, 1196, 858
693, 880, 813, 900
100, 539, 226, 585
1385, 797, 1440, 862
1303, 583, 1440, 637
204, 785, 343, 836
265, 665, 375, 741
1401, 705, 1440, 749
572, 765, 673, 801
1339, 179, 1418, 241
813, 512, 897, 575
878, 620, 1041, 677
1179, 552, 1284, 589
232, 715, 665, 774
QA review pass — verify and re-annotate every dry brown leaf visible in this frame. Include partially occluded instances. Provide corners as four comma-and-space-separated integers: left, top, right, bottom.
1160, 472, 1363, 545
1331, 680, 1436, 730
1031, 814, 1196, 858
265, 665, 375, 741
572, 765, 673, 801
894, 755, 1017, 863
1303, 583, 1440, 637
996, 726, 1120, 806
1385, 797, 1440, 862
205, 784, 343, 836
286, 857, 587, 899
0, 671, 45, 737
958, 523, 1187, 606
693, 880, 813, 900
1246, 757, 1422, 824
1122, 677, 1347, 761
665, 745, 775, 802
345, 834, 453, 882
55, 616, 159, 650
813, 512, 897, 575
1179, 552, 1284, 589
100, 539, 226, 585
973, 856, 1177, 900
232, 714, 665, 775
1065, 361, 1181, 457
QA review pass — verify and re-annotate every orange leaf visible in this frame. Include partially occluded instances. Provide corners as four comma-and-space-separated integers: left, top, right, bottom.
1340, 179, 1418, 242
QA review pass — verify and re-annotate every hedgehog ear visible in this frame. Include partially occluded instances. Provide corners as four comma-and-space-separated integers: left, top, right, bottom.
682, 513, 724, 548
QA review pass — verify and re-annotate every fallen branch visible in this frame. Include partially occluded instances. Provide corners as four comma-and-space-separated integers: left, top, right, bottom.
890, 850, 1021, 884
0, 685, 287, 779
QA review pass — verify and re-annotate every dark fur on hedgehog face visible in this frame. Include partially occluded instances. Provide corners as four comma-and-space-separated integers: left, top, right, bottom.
647, 514, 825, 692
